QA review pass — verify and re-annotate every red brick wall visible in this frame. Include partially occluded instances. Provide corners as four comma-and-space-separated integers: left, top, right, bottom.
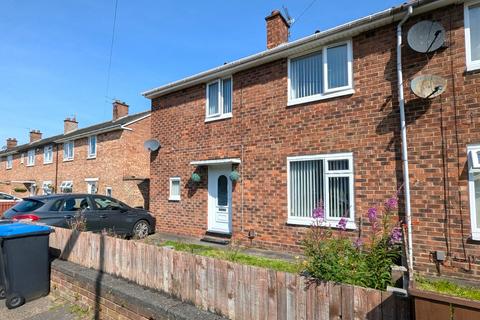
150, 4, 480, 281
0, 116, 150, 208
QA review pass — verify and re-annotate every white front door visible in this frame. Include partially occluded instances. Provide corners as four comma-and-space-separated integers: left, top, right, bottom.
208, 165, 232, 234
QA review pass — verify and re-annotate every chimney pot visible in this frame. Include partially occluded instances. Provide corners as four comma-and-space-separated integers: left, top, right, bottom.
29, 129, 42, 143
6, 138, 17, 149
64, 117, 78, 134
265, 9, 290, 49
113, 100, 129, 121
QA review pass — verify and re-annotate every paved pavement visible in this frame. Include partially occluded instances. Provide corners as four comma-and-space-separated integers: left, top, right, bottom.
0, 295, 90, 320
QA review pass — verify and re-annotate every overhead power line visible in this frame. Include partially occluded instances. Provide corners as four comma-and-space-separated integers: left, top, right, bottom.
291, 0, 319, 26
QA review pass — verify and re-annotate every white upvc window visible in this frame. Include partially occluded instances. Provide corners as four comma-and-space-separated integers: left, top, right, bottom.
63, 141, 74, 161
20, 153, 24, 164
27, 149, 35, 166
42, 181, 53, 195
287, 153, 355, 229
288, 40, 354, 106
206, 77, 233, 121
87, 135, 97, 159
169, 177, 181, 201
60, 181, 73, 193
44, 145, 53, 164
106, 187, 113, 197
467, 145, 480, 240
6, 155, 12, 169
465, 1, 480, 71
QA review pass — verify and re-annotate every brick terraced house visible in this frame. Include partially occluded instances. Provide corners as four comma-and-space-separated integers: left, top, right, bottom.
0, 101, 151, 208
144, 0, 480, 282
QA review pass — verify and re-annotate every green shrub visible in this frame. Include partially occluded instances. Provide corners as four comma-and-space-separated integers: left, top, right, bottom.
302, 197, 403, 290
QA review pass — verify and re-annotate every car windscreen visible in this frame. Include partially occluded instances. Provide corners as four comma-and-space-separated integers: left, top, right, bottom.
4, 199, 45, 217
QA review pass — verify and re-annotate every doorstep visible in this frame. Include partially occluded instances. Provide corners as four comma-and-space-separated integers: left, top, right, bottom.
51, 259, 227, 320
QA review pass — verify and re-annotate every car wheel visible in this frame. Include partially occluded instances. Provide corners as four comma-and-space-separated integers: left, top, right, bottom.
0, 287, 5, 299
6, 294, 24, 309
132, 220, 150, 239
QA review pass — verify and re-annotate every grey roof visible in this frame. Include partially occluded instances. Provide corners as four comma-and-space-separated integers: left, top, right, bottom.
1, 111, 150, 156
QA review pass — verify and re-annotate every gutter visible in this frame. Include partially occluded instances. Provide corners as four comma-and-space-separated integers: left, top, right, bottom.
396, 5, 414, 284
142, 0, 459, 99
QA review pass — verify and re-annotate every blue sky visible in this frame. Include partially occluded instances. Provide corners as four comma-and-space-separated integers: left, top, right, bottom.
0, 0, 401, 146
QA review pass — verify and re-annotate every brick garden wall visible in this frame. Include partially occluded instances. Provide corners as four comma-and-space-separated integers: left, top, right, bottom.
149, 4, 480, 282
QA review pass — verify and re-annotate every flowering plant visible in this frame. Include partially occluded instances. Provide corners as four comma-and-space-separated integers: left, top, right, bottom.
302, 196, 403, 290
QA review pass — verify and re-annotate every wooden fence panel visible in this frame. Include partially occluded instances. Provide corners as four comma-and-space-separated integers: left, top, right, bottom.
48, 227, 412, 320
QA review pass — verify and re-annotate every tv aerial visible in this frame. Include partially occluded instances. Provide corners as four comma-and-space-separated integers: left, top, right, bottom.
282, 6, 295, 25
407, 20, 445, 53
143, 139, 160, 152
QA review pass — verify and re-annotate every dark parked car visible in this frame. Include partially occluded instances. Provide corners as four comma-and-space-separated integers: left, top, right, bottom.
1, 194, 155, 239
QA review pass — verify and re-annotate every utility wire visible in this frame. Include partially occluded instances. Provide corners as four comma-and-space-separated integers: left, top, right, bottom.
291, 0, 319, 26
105, 0, 119, 105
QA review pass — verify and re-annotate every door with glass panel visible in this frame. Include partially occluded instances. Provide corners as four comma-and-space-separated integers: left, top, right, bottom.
207, 166, 232, 234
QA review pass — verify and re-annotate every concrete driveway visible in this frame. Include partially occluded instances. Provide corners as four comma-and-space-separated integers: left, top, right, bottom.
0, 295, 90, 320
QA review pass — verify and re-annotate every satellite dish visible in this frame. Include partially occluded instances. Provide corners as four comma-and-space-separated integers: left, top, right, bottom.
407, 21, 445, 53
410, 75, 447, 99
144, 139, 160, 152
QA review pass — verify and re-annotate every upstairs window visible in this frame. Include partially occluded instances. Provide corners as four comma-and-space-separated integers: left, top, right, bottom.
288, 41, 353, 105
27, 149, 35, 166
206, 77, 232, 121
88, 135, 97, 158
44, 145, 53, 164
63, 141, 74, 161
287, 153, 355, 228
6, 155, 12, 169
465, 2, 480, 71
468, 145, 480, 240
169, 177, 181, 201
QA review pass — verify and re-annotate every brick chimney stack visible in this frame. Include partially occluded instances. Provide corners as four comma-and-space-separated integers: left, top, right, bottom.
29, 129, 42, 143
6, 138, 17, 149
113, 100, 129, 121
265, 10, 290, 49
64, 117, 78, 134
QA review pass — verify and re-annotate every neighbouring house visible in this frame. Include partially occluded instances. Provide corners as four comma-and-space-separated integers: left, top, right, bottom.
0, 101, 151, 208
143, 0, 480, 282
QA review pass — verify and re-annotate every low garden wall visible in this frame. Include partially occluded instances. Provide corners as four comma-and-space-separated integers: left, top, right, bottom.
49, 227, 412, 320
0, 201, 16, 214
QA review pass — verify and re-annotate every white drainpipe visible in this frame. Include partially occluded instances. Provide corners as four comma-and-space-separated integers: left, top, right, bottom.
396, 5, 414, 282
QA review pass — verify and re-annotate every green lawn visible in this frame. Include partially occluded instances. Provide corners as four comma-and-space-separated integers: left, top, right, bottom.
145, 239, 299, 273
416, 277, 480, 301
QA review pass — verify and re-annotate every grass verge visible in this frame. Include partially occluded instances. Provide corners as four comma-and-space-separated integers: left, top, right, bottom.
416, 277, 480, 301
145, 239, 299, 273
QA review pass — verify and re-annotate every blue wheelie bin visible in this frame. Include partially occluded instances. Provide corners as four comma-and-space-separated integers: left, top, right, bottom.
0, 222, 52, 309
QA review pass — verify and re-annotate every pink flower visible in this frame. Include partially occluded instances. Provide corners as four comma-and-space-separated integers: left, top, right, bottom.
337, 217, 347, 231
312, 201, 325, 220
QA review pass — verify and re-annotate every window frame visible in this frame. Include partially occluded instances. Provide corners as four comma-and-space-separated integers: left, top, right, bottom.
42, 181, 53, 195
465, 1, 480, 71
169, 177, 181, 201
60, 181, 73, 193
287, 40, 354, 106
87, 135, 97, 159
286, 152, 355, 229
6, 155, 12, 169
467, 145, 480, 240
43, 145, 53, 164
105, 187, 113, 197
205, 77, 233, 122
63, 141, 74, 161
27, 149, 35, 166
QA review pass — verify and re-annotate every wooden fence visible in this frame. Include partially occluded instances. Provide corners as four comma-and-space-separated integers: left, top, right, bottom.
0, 201, 16, 214
49, 227, 411, 320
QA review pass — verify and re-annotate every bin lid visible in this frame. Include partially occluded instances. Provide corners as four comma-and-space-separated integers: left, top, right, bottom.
0, 223, 52, 238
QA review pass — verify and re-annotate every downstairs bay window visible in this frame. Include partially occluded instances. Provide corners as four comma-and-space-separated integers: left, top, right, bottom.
287, 153, 355, 229
288, 41, 353, 106
467, 145, 480, 240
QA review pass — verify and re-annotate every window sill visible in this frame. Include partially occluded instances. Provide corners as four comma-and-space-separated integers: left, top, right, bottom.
43, 161, 53, 165
466, 62, 480, 72
26, 164, 35, 167
205, 114, 232, 123
287, 88, 355, 107
472, 232, 480, 241
63, 158, 74, 162
287, 217, 357, 230
6, 167, 12, 170
87, 156, 97, 160
168, 197, 180, 202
